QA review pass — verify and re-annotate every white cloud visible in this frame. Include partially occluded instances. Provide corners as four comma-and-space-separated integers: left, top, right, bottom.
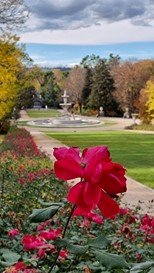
34, 60, 79, 68
20, 19, 154, 45
21, 0, 154, 45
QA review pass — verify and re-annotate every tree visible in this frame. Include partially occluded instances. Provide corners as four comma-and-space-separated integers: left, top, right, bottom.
40, 71, 59, 108
81, 67, 93, 108
16, 65, 45, 109
0, 0, 28, 32
80, 54, 100, 69
107, 53, 121, 70
0, 34, 26, 122
62, 66, 86, 113
138, 88, 150, 124
88, 59, 116, 116
145, 79, 154, 120
112, 60, 154, 115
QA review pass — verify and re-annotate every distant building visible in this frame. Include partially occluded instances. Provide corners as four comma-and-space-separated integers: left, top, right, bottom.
33, 98, 42, 109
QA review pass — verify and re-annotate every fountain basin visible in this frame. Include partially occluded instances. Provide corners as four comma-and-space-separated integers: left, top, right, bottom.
27, 117, 103, 127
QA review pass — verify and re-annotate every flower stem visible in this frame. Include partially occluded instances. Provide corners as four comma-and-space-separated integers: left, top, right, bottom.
47, 204, 76, 273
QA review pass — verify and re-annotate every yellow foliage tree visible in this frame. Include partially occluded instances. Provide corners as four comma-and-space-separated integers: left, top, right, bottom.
0, 34, 25, 120
145, 80, 154, 119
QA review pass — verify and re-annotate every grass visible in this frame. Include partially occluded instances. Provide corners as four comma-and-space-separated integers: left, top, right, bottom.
126, 123, 154, 131
45, 131, 154, 189
26, 109, 61, 118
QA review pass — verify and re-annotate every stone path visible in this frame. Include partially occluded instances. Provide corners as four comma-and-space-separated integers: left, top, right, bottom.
19, 110, 154, 215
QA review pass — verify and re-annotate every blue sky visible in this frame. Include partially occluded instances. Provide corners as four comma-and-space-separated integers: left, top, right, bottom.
20, 0, 154, 67
25, 41, 154, 67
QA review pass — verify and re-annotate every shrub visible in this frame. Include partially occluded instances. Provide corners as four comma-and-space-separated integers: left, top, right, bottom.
0, 119, 11, 134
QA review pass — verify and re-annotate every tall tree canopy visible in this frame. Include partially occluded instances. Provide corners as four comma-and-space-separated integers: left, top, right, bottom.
0, 34, 26, 121
88, 59, 115, 115
40, 71, 60, 108
62, 66, 86, 113
145, 79, 154, 119
0, 0, 28, 32
112, 60, 154, 115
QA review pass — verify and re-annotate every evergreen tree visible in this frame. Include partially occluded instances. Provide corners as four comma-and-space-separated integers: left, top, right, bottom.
81, 68, 93, 108
40, 71, 59, 108
88, 59, 115, 116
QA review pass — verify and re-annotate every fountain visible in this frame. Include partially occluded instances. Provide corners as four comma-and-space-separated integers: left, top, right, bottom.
27, 90, 103, 127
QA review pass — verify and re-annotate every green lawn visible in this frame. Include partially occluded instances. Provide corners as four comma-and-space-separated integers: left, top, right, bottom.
45, 131, 154, 189
26, 109, 61, 118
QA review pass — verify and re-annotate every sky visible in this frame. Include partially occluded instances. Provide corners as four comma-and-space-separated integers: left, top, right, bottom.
20, 0, 154, 67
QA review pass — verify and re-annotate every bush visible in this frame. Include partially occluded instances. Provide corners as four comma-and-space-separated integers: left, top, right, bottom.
0, 119, 11, 134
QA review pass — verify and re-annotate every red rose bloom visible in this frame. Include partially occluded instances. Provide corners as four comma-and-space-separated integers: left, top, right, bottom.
54, 146, 127, 218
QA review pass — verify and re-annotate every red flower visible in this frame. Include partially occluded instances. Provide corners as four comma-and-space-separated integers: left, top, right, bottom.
39, 227, 62, 240
74, 208, 103, 224
22, 235, 43, 250
15, 261, 27, 270
8, 228, 20, 238
19, 177, 24, 186
141, 214, 151, 226
54, 146, 127, 218
59, 249, 69, 260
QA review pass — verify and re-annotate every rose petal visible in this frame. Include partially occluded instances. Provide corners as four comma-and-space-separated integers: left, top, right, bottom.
84, 182, 101, 206
98, 191, 119, 218
54, 147, 80, 162
67, 182, 93, 212
53, 147, 69, 160
54, 159, 83, 180
82, 146, 110, 164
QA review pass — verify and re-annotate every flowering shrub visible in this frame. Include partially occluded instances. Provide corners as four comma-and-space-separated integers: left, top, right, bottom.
0, 128, 68, 254
0, 127, 41, 156
0, 132, 154, 273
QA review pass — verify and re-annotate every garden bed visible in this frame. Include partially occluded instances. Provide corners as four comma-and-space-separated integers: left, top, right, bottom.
0, 128, 153, 273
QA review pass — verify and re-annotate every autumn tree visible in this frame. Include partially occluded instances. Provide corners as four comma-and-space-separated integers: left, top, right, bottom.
0, 34, 26, 125
145, 79, 154, 120
138, 88, 150, 124
16, 65, 45, 109
112, 60, 154, 116
63, 66, 86, 113
107, 53, 121, 70
88, 59, 116, 116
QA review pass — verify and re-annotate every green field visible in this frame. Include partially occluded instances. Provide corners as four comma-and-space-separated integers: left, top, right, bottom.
27, 109, 61, 118
45, 131, 154, 189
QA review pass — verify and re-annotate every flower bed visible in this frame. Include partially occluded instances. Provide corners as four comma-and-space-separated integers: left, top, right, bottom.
0, 128, 153, 273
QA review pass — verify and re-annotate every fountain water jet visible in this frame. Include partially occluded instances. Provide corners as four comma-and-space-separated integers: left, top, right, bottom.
28, 90, 103, 127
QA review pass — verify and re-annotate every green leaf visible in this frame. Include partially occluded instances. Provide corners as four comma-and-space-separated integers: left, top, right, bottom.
87, 235, 110, 249
0, 249, 20, 266
55, 239, 88, 255
55, 238, 70, 247
148, 267, 154, 273
29, 205, 62, 223
67, 244, 88, 255
130, 261, 154, 272
94, 250, 129, 269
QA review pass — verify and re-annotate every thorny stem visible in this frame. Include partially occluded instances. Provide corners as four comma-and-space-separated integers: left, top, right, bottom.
47, 204, 76, 273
